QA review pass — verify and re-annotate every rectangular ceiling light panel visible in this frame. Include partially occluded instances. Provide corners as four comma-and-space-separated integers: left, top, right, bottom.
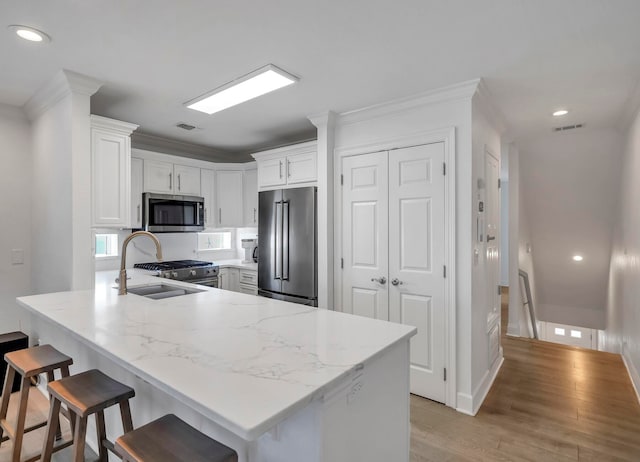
187, 64, 298, 115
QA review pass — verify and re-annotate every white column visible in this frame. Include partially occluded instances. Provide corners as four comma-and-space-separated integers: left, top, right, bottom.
308, 112, 336, 309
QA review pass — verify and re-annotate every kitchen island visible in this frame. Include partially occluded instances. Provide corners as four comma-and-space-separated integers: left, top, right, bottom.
16, 270, 415, 462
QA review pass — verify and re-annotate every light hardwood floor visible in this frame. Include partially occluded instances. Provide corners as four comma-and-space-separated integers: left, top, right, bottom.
410, 293, 640, 461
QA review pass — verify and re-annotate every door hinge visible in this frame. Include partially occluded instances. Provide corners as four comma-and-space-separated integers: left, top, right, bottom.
341, 258, 344, 269
498, 178, 501, 189
443, 162, 446, 175
444, 368, 447, 381
443, 265, 447, 278
340, 174, 344, 186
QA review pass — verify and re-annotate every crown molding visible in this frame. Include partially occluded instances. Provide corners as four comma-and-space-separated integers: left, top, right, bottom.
337, 79, 480, 126
131, 131, 242, 163
23, 69, 102, 121
90, 114, 139, 135
307, 110, 337, 129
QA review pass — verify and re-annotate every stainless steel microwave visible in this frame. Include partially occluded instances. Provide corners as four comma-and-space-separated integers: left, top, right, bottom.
143, 193, 205, 232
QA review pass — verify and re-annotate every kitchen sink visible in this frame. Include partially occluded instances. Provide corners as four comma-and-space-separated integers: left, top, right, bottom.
127, 284, 205, 300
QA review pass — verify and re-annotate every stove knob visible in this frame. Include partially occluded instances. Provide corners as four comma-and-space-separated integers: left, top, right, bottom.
172, 272, 178, 278
190, 270, 196, 277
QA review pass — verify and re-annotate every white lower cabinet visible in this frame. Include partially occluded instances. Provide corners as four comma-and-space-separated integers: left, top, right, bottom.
219, 268, 257, 294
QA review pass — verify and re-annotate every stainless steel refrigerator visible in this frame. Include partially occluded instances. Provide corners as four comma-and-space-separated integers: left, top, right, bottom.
258, 187, 317, 306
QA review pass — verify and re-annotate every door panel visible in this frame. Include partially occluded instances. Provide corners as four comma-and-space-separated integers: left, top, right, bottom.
342, 152, 389, 321
485, 152, 500, 324
281, 187, 317, 299
389, 143, 446, 402
258, 189, 282, 293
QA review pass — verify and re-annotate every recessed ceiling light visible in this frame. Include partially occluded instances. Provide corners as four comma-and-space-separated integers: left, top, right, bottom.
186, 64, 298, 115
553, 109, 569, 117
8, 25, 51, 43
572, 255, 583, 262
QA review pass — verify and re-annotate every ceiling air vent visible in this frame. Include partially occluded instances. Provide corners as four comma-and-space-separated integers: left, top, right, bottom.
176, 122, 197, 131
553, 123, 584, 132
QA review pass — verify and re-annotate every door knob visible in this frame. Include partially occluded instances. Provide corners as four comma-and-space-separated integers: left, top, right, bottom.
487, 235, 496, 242
371, 276, 387, 284
391, 278, 403, 286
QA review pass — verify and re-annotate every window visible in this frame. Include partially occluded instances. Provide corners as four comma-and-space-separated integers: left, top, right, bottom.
198, 232, 232, 250
554, 327, 566, 336
570, 330, 582, 338
95, 234, 118, 258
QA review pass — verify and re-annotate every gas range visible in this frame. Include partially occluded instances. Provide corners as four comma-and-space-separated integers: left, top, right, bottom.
134, 260, 219, 284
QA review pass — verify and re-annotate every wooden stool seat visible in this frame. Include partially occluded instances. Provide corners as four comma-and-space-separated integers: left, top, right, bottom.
48, 369, 135, 416
4, 345, 72, 378
42, 369, 135, 462
0, 345, 73, 462
115, 414, 238, 462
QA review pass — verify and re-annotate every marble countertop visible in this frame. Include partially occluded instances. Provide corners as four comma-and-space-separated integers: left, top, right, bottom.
17, 270, 415, 441
215, 259, 258, 271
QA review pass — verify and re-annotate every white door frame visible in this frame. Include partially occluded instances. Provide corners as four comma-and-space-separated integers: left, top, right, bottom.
333, 127, 457, 409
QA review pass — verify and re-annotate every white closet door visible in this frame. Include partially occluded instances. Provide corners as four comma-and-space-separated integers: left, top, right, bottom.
388, 143, 446, 402
485, 152, 501, 325
341, 152, 389, 321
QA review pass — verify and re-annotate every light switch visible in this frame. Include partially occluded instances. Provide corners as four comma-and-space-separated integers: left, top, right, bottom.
12, 249, 24, 265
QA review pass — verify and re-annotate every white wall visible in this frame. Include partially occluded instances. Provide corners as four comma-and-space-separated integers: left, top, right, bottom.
0, 104, 32, 331
605, 103, 640, 391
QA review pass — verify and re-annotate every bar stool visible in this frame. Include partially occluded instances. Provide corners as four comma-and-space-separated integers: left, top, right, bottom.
41, 369, 135, 462
0, 344, 73, 462
115, 414, 238, 462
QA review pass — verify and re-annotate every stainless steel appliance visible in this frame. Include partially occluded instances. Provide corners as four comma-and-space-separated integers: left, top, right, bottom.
134, 260, 219, 287
258, 187, 317, 306
143, 193, 205, 233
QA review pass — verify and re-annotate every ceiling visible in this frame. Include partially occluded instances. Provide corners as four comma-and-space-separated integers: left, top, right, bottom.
1, 0, 640, 161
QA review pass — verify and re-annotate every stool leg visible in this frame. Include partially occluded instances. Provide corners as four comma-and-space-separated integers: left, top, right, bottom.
60, 364, 76, 436
41, 397, 61, 462
119, 400, 133, 433
0, 365, 15, 445
95, 410, 108, 462
46, 370, 62, 441
11, 375, 31, 462
72, 415, 88, 462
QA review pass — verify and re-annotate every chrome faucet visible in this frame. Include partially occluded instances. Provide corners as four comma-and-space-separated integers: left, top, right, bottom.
118, 231, 163, 295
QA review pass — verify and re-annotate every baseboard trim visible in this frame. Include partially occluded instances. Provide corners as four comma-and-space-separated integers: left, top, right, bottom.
622, 344, 640, 405
456, 354, 504, 416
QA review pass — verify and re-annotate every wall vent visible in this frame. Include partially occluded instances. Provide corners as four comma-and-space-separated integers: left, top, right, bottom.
553, 123, 584, 132
176, 122, 197, 131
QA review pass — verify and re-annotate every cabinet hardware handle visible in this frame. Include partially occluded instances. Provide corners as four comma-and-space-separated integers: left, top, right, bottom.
254, 208, 257, 223
279, 160, 283, 179
204, 208, 207, 223
178, 174, 181, 191
391, 278, 403, 286
169, 173, 172, 190
371, 276, 387, 284
137, 204, 141, 223
288, 160, 291, 178
219, 208, 222, 223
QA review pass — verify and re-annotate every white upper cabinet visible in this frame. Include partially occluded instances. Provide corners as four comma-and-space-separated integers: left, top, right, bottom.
201, 168, 215, 228
143, 160, 201, 195
91, 115, 138, 228
130, 157, 143, 229
243, 167, 258, 226
216, 170, 244, 227
252, 141, 317, 191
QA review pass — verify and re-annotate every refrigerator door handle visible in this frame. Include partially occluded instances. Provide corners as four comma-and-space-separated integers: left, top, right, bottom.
282, 201, 290, 280
274, 201, 282, 280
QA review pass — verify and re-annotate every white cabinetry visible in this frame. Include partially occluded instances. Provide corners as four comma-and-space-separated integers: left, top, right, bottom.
243, 168, 258, 226
252, 141, 317, 191
144, 160, 201, 195
201, 169, 215, 228
130, 157, 143, 229
91, 115, 138, 228
215, 170, 244, 227
239, 269, 258, 295
219, 267, 240, 292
